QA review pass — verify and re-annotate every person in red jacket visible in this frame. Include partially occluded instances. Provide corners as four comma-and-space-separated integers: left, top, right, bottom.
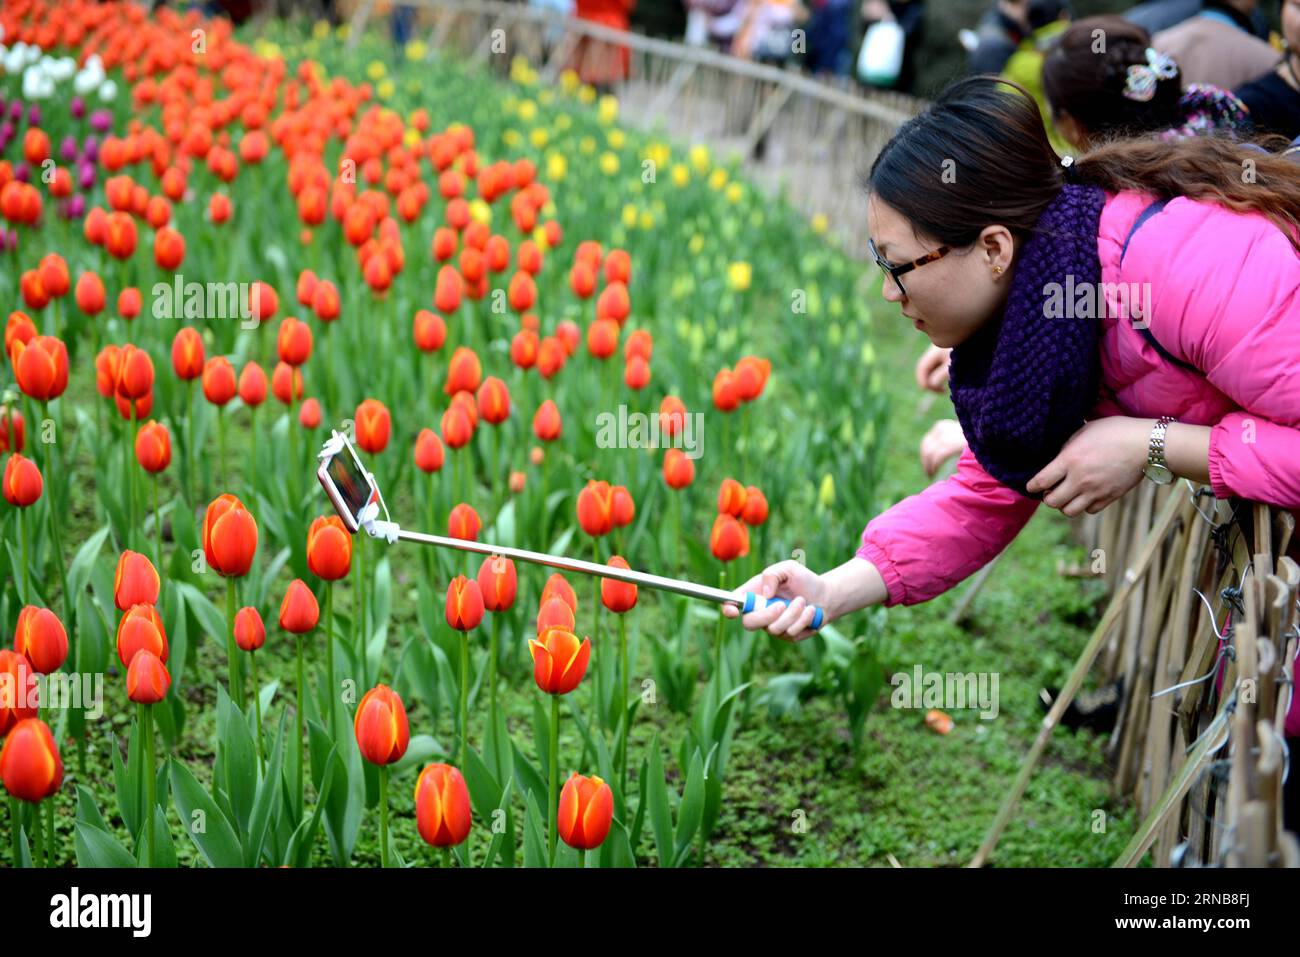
571, 0, 637, 89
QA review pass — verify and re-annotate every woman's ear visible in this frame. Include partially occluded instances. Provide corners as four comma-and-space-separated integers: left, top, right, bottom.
978, 225, 1016, 279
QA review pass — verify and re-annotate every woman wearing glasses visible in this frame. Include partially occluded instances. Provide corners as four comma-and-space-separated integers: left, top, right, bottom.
723, 75, 1300, 641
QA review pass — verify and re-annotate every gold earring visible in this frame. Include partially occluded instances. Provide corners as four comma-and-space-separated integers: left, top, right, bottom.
992, 264, 1003, 275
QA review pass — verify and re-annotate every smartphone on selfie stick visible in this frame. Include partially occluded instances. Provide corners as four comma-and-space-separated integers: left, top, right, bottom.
315, 430, 823, 629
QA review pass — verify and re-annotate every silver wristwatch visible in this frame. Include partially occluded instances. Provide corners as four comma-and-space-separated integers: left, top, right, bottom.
1142, 416, 1176, 485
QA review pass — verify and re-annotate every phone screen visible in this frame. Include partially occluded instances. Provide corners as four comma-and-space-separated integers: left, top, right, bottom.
326, 448, 373, 525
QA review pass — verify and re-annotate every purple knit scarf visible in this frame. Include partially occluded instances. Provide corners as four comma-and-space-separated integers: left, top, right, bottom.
948, 183, 1108, 498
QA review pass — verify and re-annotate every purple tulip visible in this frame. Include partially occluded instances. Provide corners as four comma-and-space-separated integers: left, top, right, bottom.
0, 134, 11, 155
7, 102, 22, 122
27, 105, 40, 126
89, 110, 112, 134
66, 194, 86, 219
0, 120, 14, 141
77, 162, 96, 191
82, 136, 98, 161
0, 229, 16, 254
14, 163, 30, 183
59, 135, 78, 163
70, 96, 86, 120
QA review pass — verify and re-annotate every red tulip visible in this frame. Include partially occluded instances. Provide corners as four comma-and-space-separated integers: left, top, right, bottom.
154, 226, 185, 270
13, 606, 68, 675
510, 329, 538, 369
536, 596, 576, 635
541, 573, 578, 615
114, 550, 160, 610
354, 685, 410, 766
115, 343, 154, 401
611, 485, 635, 528
576, 480, 615, 537
3, 453, 42, 507
312, 279, 341, 321
718, 478, 748, 518
0, 407, 24, 454
710, 513, 750, 562
271, 361, 304, 405
734, 356, 772, 401
307, 515, 352, 581
742, 486, 769, 525
0, 650, 38, 735
277, 317, 313, 366
532, 399, 561, 442
476, 376, 510, 425
300, 397, 322, 429
116, 603, 168, 668
557, 772, 614, 850
414, 428, 445, 473
712, 367, 740, 412
279, 579, 320, 633
238, 361, 268, 407
600, 556, 638, 613
203, 494, 258, 577
118, 287, 142, 321
171, 327, 205, 380
624, 355, 650, 390
233, 606, 266, 652
355, 398, 391, 453
202, 356, 237, 406
448, 503, 481, 541
126, 650, 171, 704
477, 555, 518, 612
586, 319, 619, 360
663, 448, 695, 489
135, 420, 171, 473
596, 281, 630, 325
445, 575, 485, 631
0, 718, 63, 803
75, 271, 106, 314
414, 763, 472, 847
529, 625, 591, 695
445, 347, 482, 396
413, 309, 446, 352
248, 280, 278, 324
13, 335, 69, 401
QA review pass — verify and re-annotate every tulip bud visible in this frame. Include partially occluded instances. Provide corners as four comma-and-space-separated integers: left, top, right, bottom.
0, 718, 63, 802
203, 494, 259, 577
171, 326, 205, 380
117, 603, 168, 669
126, 650, 171, 704
135, 420, 171, 473
279, 579, 320, 634
233, 606, 266, 652
710, 513, 750, 562
557, 772, 614, 850
718, 478, 748, 518
0, 650, 38, 735
414, 763, 472, 847
529, 626, 591, 695
600, 556, 638, 614
477, 555, 517, 612
307, 515, 352, 581
354, 685, 410, 766
355, 398, 391, 453
3, 453, 42, 507
414, 428, 445, 473
445, 575, 484, 632
448, 502, 481, 541
13, 606, 68, 675
114, 550, 160, 610
662, 448, 695, 489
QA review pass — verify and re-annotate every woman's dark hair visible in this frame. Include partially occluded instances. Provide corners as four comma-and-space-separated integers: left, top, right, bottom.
868, 75, 1300, 252
1041, 16, 1183, 140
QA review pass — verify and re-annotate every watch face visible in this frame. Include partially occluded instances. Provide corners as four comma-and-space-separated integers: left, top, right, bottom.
1143, 463, 1174, 485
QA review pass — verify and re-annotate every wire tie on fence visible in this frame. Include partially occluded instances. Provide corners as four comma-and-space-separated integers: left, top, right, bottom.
1185, 480, 1218, 526
1152, 644, 1229, 699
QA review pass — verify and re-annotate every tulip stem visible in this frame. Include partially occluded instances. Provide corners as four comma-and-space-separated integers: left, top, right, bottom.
619, 614, 629, 794
142, 702, 156, 868
378, 765, 390, 869
18, 507, 28, 603
592, 537, 602, 730
32, 799, 44, 868
325, 584, 336, 734
9, 796, 20, 868
129, 404, 138, 552
186, 378, 195, 504
250, 650, 264, 769
539, 450, 550, 547
45, 795, 55, 867
152, 475, 161, 572
489, 613, 499, 716
578, 847, 586, 870
459, 631, 469, 771
492, 424, 501, 517
295, 635, 305, 822
548, 692, 559, 866
225, 577, 242, 706
357, 533, 367, 690
715, 568, 727, 683
217, 407, 226, 490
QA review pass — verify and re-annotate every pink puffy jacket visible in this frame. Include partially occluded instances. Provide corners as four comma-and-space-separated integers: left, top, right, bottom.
857, 188, 1300, 608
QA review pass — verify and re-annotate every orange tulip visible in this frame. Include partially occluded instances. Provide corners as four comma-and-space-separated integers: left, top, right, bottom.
312, 279, 341, 321
576, 480, 615, 537
712, 367, 740, 412
507, 271, 536, 312
307, 515, 352, 580
718, 478, 748, 518
135, 420, 171, 473
233, 606, 266, 652
114, 550, 160, 610
277, 317, 313, 366
238, 361, 268, 407
171, 327, 205, 380
3, 453, 42, 507
154, 226, 185, 270
445, 575, 485, 631
476, 376, 510, 425
0, 650, 38, 735
202, 356, 237, 406
624, 356, 651, 390
600, 556, 638, 613
279, 579, 320, 634
477, 555, 517, 612
104, 210, 137, 259
116, 603, 168, 668
434, 264, 462, 314
742, 486, 769, 525
13, 335, 69, 401
596, 281, 630, 325
300, 397, 322, 429
509, 470, 527, 494
734, 356, 772, 401
0, 718, 62, 803
557, 772, 614, 850
441, 404, 474, 450
414, 428, 445, 473
114, 343, 154, 401
354, 685, 410, 766
624, 329, 652, 363
532, 399, 561, 442
556, 320, 581, 356
510, 328, 538, 369
13, 606, 68, 675
536, 595, 576, 635
75, 271, 106, 314
570, 261, 596, 299
529, 625, 591, 696
413, 309, 446, 352
604, 249, 631, 284
203, 494, 259, 577
126, 650, 171, 704
537, 337, 565, 380
248, 280, 278, 324
710, 513, 750, 562
662, 448, 695, 489
444, 346, 482, 396
271, 361, 304, 406
414, 763, 472, 847
296, 269, 318, 307
611, 485, 635, 528
541, 573, 578, 614
118, 287, 142, 321
0, 407, 24, 454
355, 398, 391, 453
586, 319, 619, 360
448, 502, 481, 541
431, 227, 458, 262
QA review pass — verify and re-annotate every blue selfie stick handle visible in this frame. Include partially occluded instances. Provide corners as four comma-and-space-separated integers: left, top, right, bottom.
741, 592, 825, 630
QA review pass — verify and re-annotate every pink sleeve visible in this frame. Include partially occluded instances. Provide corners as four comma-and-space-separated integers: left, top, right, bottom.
856, 445, 1040, 606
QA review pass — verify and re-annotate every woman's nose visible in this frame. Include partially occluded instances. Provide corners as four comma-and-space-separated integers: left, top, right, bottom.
881, 274, 905, 303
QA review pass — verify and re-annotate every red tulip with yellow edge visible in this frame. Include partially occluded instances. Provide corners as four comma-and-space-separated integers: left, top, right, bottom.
718, 478, 748, 518
477, 555, 517, 712
115, 343, 153, 400
116, 603, 168, 669
281, 578, 320, 818
114, 550, 159, 610
448, 502, 481, 541
356, 684, 410, 867
446, 575, 484, 768
0, 718, 62, 804
126, 650, 171, 704
238, 361, 267, 408
710, 513, 751, 562
233, 607, 265, 652
277, 317, 313, 366
742, 486, 769, 525
530, 626, 591, 696
415, 763, 473, 852
3, 453, 42, 507
557, 772, 615, 854
355, 398, 391, 453
13, 606, 67, 676
537, 596, 576, 635
171, 327, 204, 380
0, 649, 38, 736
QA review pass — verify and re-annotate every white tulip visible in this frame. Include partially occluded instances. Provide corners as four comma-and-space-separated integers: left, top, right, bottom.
98, 79, 117, 102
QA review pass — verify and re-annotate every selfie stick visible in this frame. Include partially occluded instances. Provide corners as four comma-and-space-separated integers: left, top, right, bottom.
317, 432, 824, 630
